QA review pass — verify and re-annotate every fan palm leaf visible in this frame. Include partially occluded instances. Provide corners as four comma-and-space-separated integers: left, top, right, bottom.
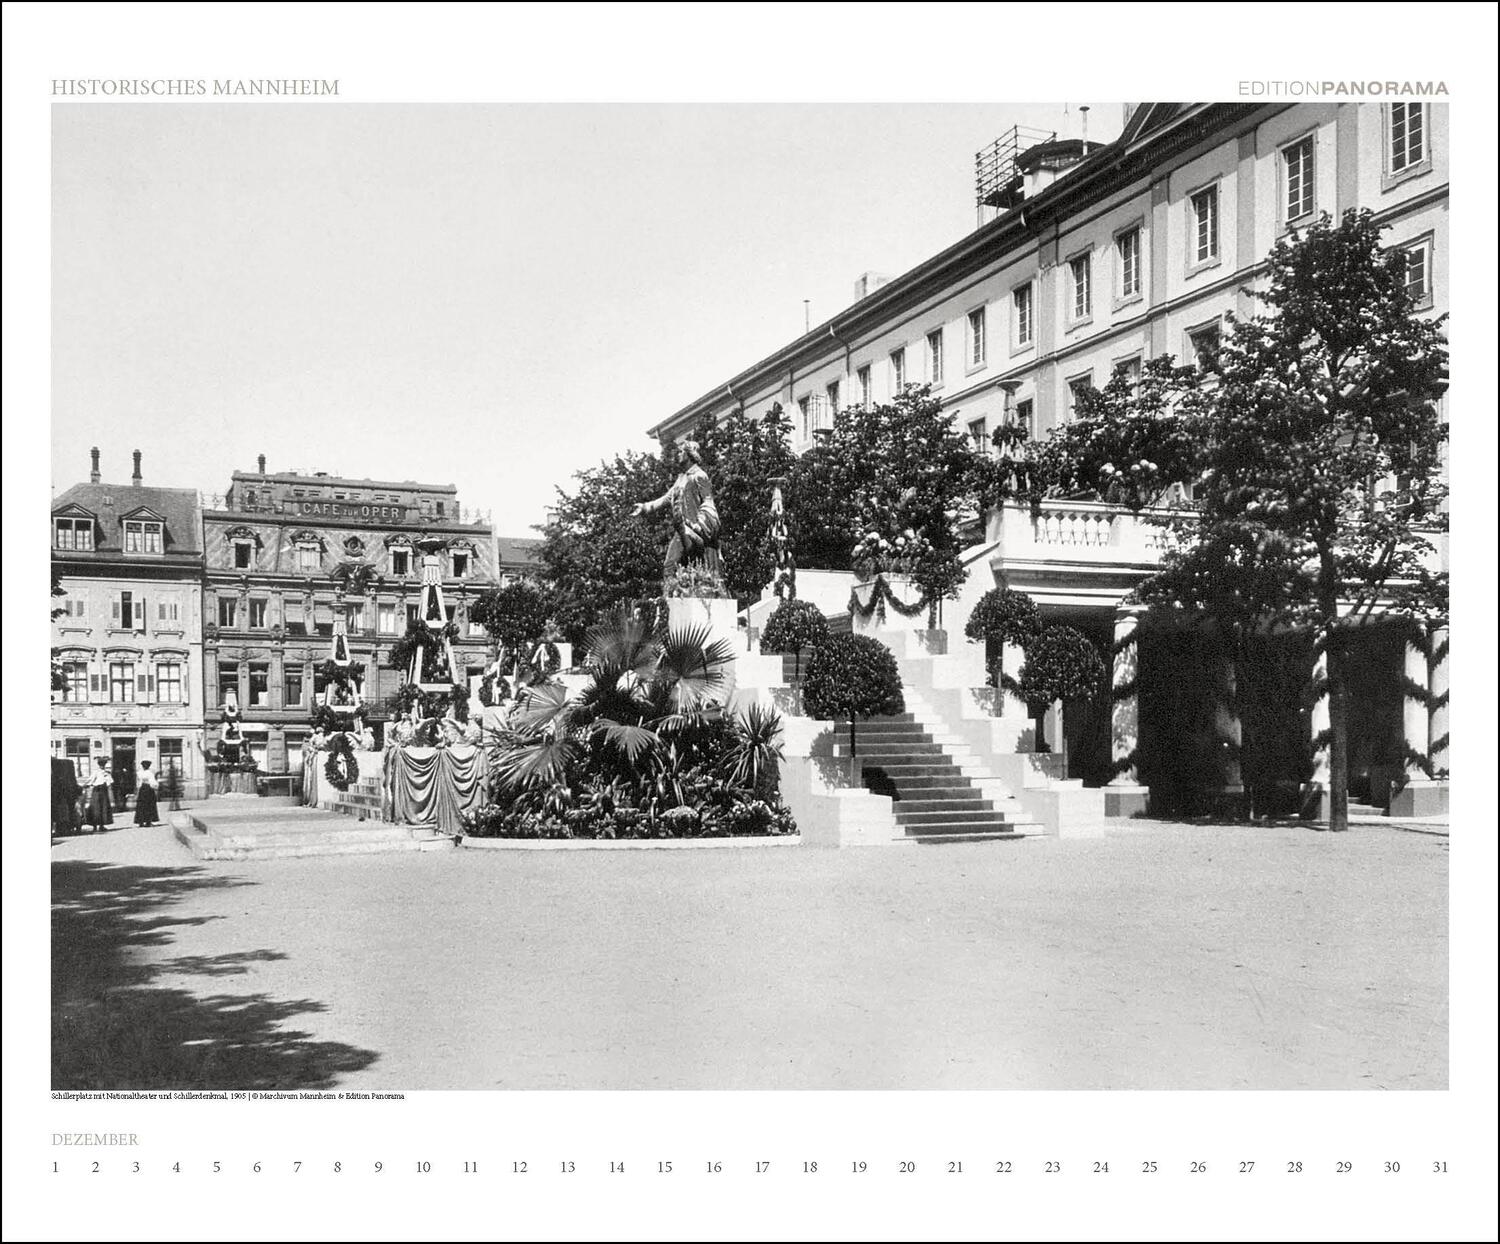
591, 719, 660, 765
494, 733, 582, 791
511, 681, 575, 735
584, 607, 659, 683
656, 625, 734, 712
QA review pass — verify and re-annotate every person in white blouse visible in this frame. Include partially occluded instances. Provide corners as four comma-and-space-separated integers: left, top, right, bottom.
133, 760, 160, 827
85, 757, 113, 832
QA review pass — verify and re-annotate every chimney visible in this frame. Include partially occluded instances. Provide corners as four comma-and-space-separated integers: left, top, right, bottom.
1080, 105, 1090, 143
89, 447, 100, 483
257, 454, 267, 475
131, 450, 143, 486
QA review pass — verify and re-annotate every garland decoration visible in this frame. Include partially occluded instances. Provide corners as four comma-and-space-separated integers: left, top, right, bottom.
323, 732, 359, 791
847, 574, 928, 624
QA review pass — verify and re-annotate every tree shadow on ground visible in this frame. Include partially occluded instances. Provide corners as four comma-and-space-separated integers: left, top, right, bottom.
53, 860, 379, 1090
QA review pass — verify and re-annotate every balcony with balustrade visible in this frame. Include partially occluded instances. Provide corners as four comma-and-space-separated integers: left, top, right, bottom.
985, 498, 1189, 609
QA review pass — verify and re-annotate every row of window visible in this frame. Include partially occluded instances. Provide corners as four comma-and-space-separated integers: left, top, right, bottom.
55, 591, 184, 631
53, 517, 164, 553
800, 225, 1433, 437
59, 660, 185, 705
60, 737, 185, 781
214, 597, 483, 638
791, 107, 1435, 432
230, 542, 472, 577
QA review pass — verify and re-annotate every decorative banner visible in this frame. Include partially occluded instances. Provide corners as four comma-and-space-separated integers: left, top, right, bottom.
381, 743, 488, 835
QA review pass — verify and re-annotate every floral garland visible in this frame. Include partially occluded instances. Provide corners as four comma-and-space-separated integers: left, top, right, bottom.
847, 573, 927, 623
323, 732, 359, 791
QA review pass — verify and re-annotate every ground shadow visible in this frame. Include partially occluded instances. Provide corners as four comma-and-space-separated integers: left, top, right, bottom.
53, 859, 379, 1090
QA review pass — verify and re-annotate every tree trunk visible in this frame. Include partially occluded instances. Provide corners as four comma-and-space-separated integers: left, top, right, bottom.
1326, 637, 1350, 832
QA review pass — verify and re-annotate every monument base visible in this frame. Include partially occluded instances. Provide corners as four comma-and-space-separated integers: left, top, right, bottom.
1388, 779, 1449, 819
1103, 783, 1150, 818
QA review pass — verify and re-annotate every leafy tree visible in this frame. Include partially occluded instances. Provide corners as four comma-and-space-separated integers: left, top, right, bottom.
537, 450, 678, 646
1030, 356, 1204, 506
469, 581, 559, 686
1016, 625, 1107, 753
787, 387, 993, 623
964, 587, 1042, 689
692, 403, 797, 605
760, 598, 829, 678
801, 632, 905, 777
1034, 210, 1448, 829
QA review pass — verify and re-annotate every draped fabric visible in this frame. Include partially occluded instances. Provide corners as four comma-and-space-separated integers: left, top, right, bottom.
382, 744, 488, 835
301, 751, 320, 806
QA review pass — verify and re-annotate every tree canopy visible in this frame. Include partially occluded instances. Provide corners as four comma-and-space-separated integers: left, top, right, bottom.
1033, 209, 1448, 828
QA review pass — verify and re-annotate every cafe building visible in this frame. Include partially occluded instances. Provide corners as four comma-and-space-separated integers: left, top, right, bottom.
201, 458, 497, 780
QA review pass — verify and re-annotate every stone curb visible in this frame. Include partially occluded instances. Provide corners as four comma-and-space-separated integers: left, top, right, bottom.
459, 834, 802, 851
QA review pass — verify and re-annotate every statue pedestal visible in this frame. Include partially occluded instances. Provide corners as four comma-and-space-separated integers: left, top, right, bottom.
666, 596, 739, 705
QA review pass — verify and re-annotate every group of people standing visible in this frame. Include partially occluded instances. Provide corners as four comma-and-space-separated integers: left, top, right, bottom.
50, 757, 162, 836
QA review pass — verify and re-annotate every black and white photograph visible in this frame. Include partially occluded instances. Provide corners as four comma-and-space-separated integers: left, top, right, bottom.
5, 4, 1496, 1241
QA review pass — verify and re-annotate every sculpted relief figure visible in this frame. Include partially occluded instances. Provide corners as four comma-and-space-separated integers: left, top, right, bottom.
631, 440, 722, 581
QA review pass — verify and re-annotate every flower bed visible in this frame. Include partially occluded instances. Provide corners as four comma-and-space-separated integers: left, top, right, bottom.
460, 796, 795, 841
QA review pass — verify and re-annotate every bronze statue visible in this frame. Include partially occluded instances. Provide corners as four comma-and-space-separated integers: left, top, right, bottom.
632, 439, 722, 579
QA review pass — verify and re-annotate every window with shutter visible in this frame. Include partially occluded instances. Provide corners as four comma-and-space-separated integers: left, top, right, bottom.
134, 599, 145, 628
111, 599, 121, 625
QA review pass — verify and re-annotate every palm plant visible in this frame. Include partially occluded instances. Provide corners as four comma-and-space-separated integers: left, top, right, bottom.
487, 605, 738, 827
720, 702, 786, 801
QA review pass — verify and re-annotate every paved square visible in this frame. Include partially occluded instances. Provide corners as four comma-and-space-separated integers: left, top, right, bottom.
52, 822, 1447, 1090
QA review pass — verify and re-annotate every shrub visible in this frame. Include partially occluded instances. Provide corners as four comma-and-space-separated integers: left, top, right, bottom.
1017, 624, 1107, 751
760, 598, 829, 678
801, 633, 904, 774
965, 587, 1043, 691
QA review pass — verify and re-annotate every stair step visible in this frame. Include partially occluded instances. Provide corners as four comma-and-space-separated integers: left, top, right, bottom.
879, 775, 976, 790
893, 796, 989, 813
895, 809, 1011, 826
907, 829, 1026, 844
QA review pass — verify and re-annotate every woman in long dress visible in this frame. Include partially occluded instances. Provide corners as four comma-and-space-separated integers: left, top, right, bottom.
85, 758, 113, 832
133, 760, 159, 827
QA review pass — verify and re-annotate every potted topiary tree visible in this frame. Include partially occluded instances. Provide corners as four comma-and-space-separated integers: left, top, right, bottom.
1016, 624, 1107, 757
964, 587, 1042, 710
801, 632, 905, 781
760, 597, 829, 680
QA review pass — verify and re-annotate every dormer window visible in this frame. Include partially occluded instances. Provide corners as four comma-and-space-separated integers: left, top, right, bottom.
123, 520, 163, 554
234, 541, 254, 568
451, 551, 470, 578
392, 549, 411, 575
54, 518, 94, 551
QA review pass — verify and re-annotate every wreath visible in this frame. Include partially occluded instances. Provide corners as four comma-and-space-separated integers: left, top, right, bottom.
323, 733, 359, 792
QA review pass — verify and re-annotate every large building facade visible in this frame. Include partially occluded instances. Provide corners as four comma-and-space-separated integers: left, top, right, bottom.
653, 101, 1449, 814
201, 462, 497, 777
51, 450, 208, 802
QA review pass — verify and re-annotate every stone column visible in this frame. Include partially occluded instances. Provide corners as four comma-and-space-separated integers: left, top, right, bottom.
1390, 626, 1448, 818
1105, 607, 1149, 816
1429, 626, 1449, 774
1304, 646, 1331, 819
1214, 653, 1246, 815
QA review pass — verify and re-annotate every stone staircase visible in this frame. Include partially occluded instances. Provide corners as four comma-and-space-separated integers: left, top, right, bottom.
831, 715, 1037, 843
172, 796, 453, 861
331, 774, 383, 822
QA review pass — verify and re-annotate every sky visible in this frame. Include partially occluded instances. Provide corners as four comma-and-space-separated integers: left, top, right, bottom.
52, 102, 1121, 535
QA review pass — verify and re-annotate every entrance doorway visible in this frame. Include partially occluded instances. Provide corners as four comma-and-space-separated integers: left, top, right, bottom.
110, 739, 136, 811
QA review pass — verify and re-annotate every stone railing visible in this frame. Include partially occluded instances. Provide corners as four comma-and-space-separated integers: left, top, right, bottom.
992, 499, 1192, 568
1030, 501, 1115, 548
